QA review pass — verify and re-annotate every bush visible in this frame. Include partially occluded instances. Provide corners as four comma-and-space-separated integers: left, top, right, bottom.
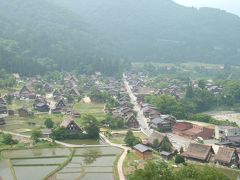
1, 134, 18, 145
175, 155, 185, 164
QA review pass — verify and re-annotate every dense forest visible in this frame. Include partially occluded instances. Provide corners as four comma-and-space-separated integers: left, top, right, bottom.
0, 0, 240, 76
52, 0, 240, 63
0, 0, 128, 76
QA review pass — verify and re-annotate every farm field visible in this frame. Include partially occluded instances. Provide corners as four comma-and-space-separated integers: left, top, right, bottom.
73, 102, 106, 121
0, 114, 66, 134
0, 146, 122, 180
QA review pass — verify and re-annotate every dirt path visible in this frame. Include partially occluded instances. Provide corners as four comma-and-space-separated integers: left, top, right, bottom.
100, 133, 129, 180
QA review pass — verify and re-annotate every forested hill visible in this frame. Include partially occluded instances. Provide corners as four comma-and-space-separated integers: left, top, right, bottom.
0, 0, 124, 76
1, 0, 240, 76
52, 0, 240, 64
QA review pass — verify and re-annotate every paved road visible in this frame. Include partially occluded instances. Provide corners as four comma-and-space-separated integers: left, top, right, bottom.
123, 74, 152, 137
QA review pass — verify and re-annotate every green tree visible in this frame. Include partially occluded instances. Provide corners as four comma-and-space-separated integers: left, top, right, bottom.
31, 129, 42, 142
44, 118, 54, 129
175, 155, 185, 164
2, 134, 18, 145
124, 130, 141, 147
186, 85, 194, 99
129, 161, 174, 180
5, 94, 13, 105
198, 79, 206, 89
82, 114, 100, 139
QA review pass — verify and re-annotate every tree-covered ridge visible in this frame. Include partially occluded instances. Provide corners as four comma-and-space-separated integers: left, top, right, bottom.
1, 0, 240, 76
52, 0, 240, 64
0, 0, 127, 76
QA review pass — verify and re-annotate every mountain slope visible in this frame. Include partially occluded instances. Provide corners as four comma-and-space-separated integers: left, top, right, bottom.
0, 0, 120, 75
51, 0, 240, 64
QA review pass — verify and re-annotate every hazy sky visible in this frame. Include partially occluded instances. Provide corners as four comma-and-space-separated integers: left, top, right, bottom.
173, 0, 240, 16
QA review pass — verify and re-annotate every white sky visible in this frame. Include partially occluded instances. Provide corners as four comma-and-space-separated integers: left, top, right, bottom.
173, 0, 240, 16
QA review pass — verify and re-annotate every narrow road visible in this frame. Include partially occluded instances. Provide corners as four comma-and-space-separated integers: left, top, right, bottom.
100, 133, 129, 180
123, 74, 152, 137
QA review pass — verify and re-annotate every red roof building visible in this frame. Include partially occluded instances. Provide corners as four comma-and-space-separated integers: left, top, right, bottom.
173, 122, 214, 140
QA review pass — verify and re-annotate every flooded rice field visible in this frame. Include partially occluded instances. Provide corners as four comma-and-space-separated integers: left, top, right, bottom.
0, 146, 122, 180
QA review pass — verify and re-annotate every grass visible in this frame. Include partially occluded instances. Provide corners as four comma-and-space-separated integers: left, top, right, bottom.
61, 139, 101, 145
73, 102, 106, 121
192, 164, 240, 180
109, 131, 147, 144
7, 99, 33, 110
1, 114, 66, 134
123, 151, 142, 176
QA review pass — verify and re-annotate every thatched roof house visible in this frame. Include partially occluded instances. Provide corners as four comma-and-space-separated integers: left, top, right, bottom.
60, 119, 82, 131
182, 143, 214, 162
215, 147, 239, 167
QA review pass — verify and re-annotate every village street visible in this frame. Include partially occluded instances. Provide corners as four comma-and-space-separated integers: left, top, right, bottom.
123, 74, 152, 137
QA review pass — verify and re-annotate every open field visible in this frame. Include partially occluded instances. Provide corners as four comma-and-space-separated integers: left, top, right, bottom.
7, 99, 34, 111
0, 146, 122, 180
0, 114, 66, 134
73, 102, 106, 121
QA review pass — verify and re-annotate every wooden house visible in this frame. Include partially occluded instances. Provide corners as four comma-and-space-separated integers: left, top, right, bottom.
150, 116, 175, 132
53, 89, 61, 97
133, 144, 153, 160
182, 143, 215, 162
0, 104, 7, 114
125, 115, 139, 129
44, 83, 53, 93
34, 103, 50, 112
51, 107, 62, 114
8, 109, 15, 116
55, 99, 66, 109
0, 115, 6, 125
0, 97, 6, 105
69, 88, 80, 97
215, 147, 239, 167
60, 119, 82, 131
147, 131, 173, 150
19, 86, 36, 99
160, 151, 173, 160
18, 108, 29, 117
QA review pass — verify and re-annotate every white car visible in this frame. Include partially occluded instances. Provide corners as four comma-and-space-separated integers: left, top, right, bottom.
171, 140, 177, 143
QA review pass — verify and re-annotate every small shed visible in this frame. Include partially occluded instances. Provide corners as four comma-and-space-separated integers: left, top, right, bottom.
41, 129, 52, 138
133, 144, 153, 160
18, 108, 29, 117
160, 151, 173, 160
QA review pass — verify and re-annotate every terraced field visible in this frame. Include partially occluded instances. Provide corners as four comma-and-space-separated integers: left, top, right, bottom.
0, 146, 122, 180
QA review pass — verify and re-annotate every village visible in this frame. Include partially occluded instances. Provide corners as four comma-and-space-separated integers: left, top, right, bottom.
0, 65, 240, 179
